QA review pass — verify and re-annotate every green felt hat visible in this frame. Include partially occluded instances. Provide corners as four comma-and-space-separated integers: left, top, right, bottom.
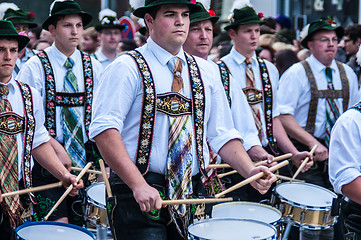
42, 1, 92, 31
0, 20, 30, 51
132, 0, 202, 18
95, 16, 125, 32
300, 19, 344, 49
224, 6, 265, 31
3, 8, 38, 29
190, 2, 218, 25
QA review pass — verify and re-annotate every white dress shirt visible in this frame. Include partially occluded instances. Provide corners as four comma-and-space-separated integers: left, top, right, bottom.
278, 55, 359, 138
329, 108, 361, 194
94, 48, 119, 70
221, 47, 280, 147
16, 44, 103, 143
12, 48, 35, 78
90, 37, 242, 175
1, 76, 50, 180
208, 59, 261, 151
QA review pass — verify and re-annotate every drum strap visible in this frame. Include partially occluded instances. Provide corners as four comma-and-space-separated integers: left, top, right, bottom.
301, 60, 349, 136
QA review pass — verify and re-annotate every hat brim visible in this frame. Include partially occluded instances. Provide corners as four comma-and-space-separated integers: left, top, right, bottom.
6, 18, 38, 29
190, 14, 219, 25
94, 24, 125, 32
133, 2, 202, 18
300, 25, 344, 49
0, 34, 30, 51
224, 19, 265, 31
42, 12, 92, 31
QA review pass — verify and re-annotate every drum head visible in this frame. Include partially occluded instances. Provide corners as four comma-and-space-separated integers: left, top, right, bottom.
212, 202, 281, 225
86, 182, 106, 208
188, 218, 276, 240
274, 182, 336, 209
15, 221, 95, 240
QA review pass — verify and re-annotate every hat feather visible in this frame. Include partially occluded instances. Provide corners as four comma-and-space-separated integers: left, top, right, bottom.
197, 0, 211, 10
129, 0, 145, 10
50, 0, 68, 14
231, 0, 252, 12
0, 2, 19, 20
356, 44, 361, 66
99, 8, 117, 21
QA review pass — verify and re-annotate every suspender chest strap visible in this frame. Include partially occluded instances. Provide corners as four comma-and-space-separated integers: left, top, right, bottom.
301, 60, 349, 135
127, 50, 207, 178
37, 51, 94, 137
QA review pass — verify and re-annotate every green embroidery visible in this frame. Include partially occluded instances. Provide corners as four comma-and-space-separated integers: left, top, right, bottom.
33, 194, 57, 221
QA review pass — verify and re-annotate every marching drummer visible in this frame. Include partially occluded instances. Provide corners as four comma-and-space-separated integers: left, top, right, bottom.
329, 46, 361, 239
0, 20, 83, 240
89, 0, 277, 239
16, 0, 103, 224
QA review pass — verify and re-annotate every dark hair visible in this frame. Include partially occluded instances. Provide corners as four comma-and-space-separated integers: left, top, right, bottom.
119, 39, 137, 51
345, 24, 361, 43
257, 45, 275, 62
275, 49, 298, 76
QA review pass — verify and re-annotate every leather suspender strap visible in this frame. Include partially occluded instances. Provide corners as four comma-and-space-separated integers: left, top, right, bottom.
336, 61, 349, 112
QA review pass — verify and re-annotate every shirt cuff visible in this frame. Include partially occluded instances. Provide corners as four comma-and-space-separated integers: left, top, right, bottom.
209, 128, 243, 154
333, 168, 361, 194
242, 135, 262, 151
89, 116, 124, 141
277, 105, 295, 115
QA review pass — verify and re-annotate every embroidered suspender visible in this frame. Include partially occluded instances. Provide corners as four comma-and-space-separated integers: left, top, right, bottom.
301, 61, 350, 135
217, 61, 231, 107
351, 101, 361, 112
37, 51, 94, 138
16, 81, 36, 202
127, 50, 207, 178
217, 58, 278, 154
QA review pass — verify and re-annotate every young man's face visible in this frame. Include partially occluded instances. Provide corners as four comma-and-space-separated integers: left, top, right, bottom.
99, 28, 122, 52
49, 14, 83, 53
342, 35, 361, 56
229, 23, 260, 57
81, 35, 98, 52
183, 19, 213, 60
0, 39, 18, 83
308, 30, 338, 67
145, 4, 190, 55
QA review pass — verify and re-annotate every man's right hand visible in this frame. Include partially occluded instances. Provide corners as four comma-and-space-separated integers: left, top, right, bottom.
133, 183, 163, 212
312, 142, 328, 161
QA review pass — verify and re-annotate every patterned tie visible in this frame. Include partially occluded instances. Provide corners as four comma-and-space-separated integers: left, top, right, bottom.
0, 84, 23, 227
166, 57, 193, 217
63, 58, 86, 168
325, 67, 340, 146
245, 58, 263, 140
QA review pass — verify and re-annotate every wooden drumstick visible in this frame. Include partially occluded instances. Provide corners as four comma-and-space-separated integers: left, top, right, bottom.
99, 159, 113, 198
208, 153, 292, 169
43, 162, 92, 221
291, 145, 318, 182
2, 182, 63, 197
215, 160, 289, 198
217, 153, 293, 178
70, 167, 104, 175
162, 197, 233, 206
275, 174, 305, 182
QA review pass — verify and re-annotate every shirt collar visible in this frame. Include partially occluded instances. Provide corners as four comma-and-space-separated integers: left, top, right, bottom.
147, 37, 186, 67
230, 47, 257, 65
95, 48, 110, 62
308, 55, 337, 74
49, 43, 79, 69
0, 75, 17, 94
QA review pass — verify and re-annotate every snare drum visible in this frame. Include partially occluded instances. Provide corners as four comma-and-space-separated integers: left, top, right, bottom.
188, 218, 277, 240
15, 221, 95, 240
85, 182, 108, 227
271, 182, 337, 229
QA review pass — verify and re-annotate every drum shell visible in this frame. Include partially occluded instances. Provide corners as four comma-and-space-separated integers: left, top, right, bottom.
271, 182, 337, 229
85, 182, 108, 227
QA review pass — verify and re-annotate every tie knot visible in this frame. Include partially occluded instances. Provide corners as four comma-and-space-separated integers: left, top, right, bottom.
168, 57, 182, 77
0, 84, 9, 96
245, 58, 252, 67
64, 58, 74, 70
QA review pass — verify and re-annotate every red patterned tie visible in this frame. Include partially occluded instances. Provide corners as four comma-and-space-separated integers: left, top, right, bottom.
0, 84, 23, 228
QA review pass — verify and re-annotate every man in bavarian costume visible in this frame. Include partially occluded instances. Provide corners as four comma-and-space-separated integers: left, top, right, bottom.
278, 19, 359, 239
0, 20, 83, 240
17, 0, 103, 224
329, 46, 361, 239
89, 0, 277, 239
220, 1, 313, 201
3, 8, 38, 78
94, 8, 125, 69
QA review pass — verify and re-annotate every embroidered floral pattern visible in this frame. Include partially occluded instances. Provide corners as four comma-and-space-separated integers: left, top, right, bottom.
217, 61, 231, 107
16, 81, 36, 202
37, 51, 94, 137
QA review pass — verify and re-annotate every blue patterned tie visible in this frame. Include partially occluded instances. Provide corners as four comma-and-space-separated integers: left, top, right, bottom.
63, 58, 86, 167
166, 57, 193, 217
325, 67, 340, 146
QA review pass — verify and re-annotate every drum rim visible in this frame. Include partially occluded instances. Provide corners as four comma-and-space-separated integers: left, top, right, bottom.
188, 218, 277, 240
85, 182, 106, 209
212, 201, 282, 225
273, 182, 337, 210
15, 221, 96, 240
